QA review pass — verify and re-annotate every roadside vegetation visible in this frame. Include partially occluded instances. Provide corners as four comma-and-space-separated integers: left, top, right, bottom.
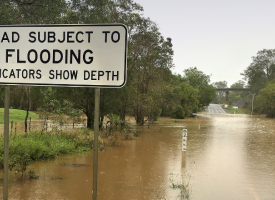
0, 113, 137, 179
226, 107, 246, 114
0, 129, 99, 178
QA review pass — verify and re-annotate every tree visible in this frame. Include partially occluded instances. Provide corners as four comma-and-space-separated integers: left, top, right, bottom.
128, 19, 174, 124
183, 67, 216, 108
242, 49, 275, 94
8, 0, 68, 24
171, 82, 199, 118
212, 81, 228, 103
254, 82, 275, 117
228, 80, 249, 105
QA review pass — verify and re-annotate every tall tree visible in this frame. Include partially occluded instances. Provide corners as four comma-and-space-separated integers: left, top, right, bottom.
128, 18, 173, 124
242, 49, 275, 94
183, 67, 216, 107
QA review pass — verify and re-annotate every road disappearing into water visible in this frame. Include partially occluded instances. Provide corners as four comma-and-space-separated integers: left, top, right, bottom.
206, 104, 227, 114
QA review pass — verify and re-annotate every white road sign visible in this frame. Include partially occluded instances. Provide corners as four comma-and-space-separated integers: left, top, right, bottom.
0, 24, 127, 87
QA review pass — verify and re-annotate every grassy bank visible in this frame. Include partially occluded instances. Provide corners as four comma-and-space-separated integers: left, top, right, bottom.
0, 108, 39, 124
226, 107, 246, 114
0, 129, 103, 176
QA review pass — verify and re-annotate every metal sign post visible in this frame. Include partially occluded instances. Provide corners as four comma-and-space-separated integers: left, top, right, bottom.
3, 86, 10, 200
93, 88, 100, 200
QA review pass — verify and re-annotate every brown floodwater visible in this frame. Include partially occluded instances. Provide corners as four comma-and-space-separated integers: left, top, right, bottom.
0, 114, 275, 199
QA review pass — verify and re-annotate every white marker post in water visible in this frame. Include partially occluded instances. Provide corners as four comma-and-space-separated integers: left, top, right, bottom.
182, 129, 187, 151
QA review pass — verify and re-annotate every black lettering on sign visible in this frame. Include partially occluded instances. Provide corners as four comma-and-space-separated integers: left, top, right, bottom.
3, 69, 8, 78
63, 70, 69, 80
16, 69, 21, 77
38, 32, 46, 43
112, 71, 119, 81
70, 50, 80, 64
6, 49, 15, 63
91, 70, 96, 80
58, 32, 65, 43
53, 49, 63, 63
67, 31, 74, 43
70, 70, 78, 80
48, 70, 78, 80
49, 70, 54, 79
65, 49, 68, 64
12, 32, 20, 43
48, 32, 56, 43
1, 32, 20, 43
56, 70, 62, 79
40, 49, 50, 64
106, 71, 111, 80
36, 69, 42, 79
102, 31, 110, 43
29, 69, 35, 79
1, 32, 10, 43
98, 71, 104, 80
29, 32, 36, 43
84, 70, 90, 80
83, 50, 93, 64
22, 69, 28, 79
111, 31, 120, 43
17, 49, 26, 63
27, 49, 38, 63
9, 69, 15, 78
76, 31, 84, 43
85, 31, 93, 43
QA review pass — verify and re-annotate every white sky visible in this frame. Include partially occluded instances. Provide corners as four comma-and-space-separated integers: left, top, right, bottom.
134, 0, 275, 87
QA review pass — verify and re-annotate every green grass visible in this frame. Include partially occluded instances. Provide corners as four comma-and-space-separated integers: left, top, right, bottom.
0, 108, 39, 124
227, 107, 246, 114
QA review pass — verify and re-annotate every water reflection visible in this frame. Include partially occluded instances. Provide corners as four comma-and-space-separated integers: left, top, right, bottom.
0, 115, 274, 199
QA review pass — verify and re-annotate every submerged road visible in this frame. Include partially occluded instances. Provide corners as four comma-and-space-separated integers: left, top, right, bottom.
206, 103, 227, 114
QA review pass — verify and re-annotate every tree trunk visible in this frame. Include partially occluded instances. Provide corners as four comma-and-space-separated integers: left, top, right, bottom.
19, 87, 25, 110
86, 112, 94, 129
25, 87, 30, 133
136, 105, 145, 125
99, 114, 104, 128
120, 97, 127, 121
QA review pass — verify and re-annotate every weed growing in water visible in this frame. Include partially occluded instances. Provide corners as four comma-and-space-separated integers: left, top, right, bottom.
28, 168, 39, 179
101, 114, 137, 145
133, 130, 141, 137
170, 173, 191, 199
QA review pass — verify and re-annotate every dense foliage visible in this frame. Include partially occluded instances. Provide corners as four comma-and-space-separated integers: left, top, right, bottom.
1, 0, 216, 124
241, 49, 275, 117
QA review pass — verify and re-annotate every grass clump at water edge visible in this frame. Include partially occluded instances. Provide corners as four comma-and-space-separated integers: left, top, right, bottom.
0, 128, 103, 178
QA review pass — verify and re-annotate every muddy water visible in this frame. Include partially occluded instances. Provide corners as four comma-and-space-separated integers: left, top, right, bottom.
1, 114, 275, 199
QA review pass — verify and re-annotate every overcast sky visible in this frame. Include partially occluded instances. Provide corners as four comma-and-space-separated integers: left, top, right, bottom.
134, 0, 275, 86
